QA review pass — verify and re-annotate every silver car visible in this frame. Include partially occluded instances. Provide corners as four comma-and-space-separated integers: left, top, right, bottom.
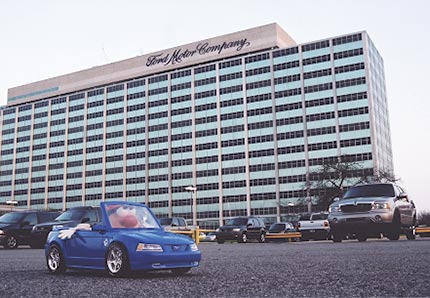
328, 183, 416, 242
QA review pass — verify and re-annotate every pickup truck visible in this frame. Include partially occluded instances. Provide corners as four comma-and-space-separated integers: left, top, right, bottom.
159, 217, 190, 232
298, 212, 331, 240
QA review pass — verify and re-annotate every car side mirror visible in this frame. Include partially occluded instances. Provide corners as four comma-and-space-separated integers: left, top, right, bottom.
81, 217, 90, 223
92, 224, 106, 233
398, 193, 408, 200
333, 197, 340, 202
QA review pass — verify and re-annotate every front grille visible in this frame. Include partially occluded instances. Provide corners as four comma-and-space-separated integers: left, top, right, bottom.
167, 244, 187, 252
341, 204, 371, 213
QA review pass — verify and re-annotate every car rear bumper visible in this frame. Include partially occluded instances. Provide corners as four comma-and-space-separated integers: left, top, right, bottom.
300, 229, 330, 240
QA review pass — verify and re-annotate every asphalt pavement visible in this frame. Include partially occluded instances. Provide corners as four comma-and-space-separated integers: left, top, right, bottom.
0, 238, 429, 298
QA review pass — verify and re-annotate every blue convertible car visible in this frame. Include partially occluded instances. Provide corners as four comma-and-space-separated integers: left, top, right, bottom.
45, 201, 201, 277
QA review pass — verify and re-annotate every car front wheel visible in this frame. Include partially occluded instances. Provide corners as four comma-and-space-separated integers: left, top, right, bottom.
106, 243, 130, 277
238, 232, 248, 243
5, 235, 18, 249
46, 244, 66, 274
386, 212, 401, 241
332, 232, 343, 243
258, 232, 266, 243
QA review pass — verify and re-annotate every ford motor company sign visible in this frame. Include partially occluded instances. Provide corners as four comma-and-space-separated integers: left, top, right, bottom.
146, 38, 251, 67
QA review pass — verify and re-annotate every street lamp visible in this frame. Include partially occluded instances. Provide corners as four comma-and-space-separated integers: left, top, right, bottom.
185, 186, 197, 225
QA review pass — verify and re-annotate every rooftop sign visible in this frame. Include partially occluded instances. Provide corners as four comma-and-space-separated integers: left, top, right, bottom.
146, 39, 251, 67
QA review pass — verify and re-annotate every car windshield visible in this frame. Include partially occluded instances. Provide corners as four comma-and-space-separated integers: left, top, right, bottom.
299, 214, 311, 221
269, 223, 286, 233
0, 212, 25, 224
55, 209, 86, 221
343, 184, 395, 199
159, 218, 172, 226
225, 218, 248, 226
105, 203, 160, 229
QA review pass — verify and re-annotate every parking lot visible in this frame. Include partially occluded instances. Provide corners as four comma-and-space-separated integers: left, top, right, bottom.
0, 237, 429, 298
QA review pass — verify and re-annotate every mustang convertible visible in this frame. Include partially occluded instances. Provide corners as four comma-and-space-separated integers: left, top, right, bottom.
45, 201, 201, 277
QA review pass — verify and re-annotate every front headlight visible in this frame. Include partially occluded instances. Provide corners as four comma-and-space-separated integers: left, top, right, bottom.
0, 229, 4, 235
232, 228, 240, 232
372, 202, 390, 210
190, 243, 199, 251
136, 243, 163, 252
329, 205, 340, 213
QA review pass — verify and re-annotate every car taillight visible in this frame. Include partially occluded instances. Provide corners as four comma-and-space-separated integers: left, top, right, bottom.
324, 221, 329, 227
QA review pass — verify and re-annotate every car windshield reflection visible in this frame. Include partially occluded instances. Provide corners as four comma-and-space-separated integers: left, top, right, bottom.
105, 203, 160, 229
225, 218, 248, 226
269, 223, 286, 233
343, 184, 395, 199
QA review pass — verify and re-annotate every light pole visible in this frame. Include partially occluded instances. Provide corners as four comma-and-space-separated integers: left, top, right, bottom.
185, 185, 197, 225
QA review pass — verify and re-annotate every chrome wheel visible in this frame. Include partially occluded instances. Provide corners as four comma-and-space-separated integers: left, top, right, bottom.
46, 244, 66, 274
238, 232, 247, 243
106, 243, 129, 277
259, 233, 266, 243
6, 235, 18, 249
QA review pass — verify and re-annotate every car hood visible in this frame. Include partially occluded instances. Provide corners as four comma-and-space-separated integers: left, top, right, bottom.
0, 223, 14, 229
337, 197, 391, 206
116, 229, 194, 245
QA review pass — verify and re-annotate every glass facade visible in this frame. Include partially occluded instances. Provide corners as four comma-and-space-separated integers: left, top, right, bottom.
0, 30, 393, 227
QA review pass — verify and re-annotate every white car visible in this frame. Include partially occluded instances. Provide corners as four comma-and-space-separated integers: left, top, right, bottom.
328, 183, 416, 242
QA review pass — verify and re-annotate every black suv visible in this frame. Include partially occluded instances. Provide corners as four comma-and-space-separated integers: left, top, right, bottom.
30, 206, 101, 248
215, 216, 267, 244
0, 210, 60, 249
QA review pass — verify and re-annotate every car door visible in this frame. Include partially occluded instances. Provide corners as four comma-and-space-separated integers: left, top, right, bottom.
64, 229, 107, 268
247, 218, 258, 240
395, 186, 414, 225
19, 213, 37, 244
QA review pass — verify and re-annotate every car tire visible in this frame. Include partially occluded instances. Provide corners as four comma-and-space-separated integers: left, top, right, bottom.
106, 243, 130, 277
386, 212, 401, 241
4, 235, 18, 249
171, 267, 191, 275
216, 239, 225, 244
46, 244, 67, 274
258, 232, 266, 243
238, 232, 248, 243
405, 221, 416, 240
332, 232, 343, 243
356, 233, 367, 242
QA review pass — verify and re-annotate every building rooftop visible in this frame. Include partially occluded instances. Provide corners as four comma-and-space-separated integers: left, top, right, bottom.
7, 23, 296, 106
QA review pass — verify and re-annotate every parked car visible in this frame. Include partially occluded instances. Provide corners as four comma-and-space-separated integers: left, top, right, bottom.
266, 222, 299, 242
0, 210, 60, 249
328, 183, 416, 242
298, 212, 331, 240
215, 216, 266, 244
159, 217, 190, 232
45, 201, 201, 277
31, 206, 102, 248
201, 232, 217, 242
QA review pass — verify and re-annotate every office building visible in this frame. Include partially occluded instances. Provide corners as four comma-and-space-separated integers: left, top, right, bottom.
1, 23, 393, 226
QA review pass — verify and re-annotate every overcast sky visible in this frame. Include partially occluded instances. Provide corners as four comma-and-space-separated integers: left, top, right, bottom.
1, 0, 429, 212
